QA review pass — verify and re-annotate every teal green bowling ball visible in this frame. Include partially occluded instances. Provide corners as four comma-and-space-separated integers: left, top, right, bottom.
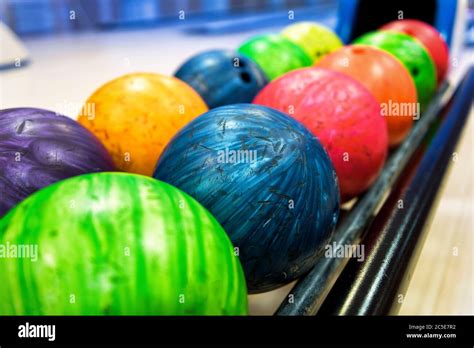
0, 172, 248, 315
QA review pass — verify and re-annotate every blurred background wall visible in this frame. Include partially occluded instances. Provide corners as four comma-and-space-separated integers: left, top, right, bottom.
1, 0, 472, 45
0, 0, 337, 36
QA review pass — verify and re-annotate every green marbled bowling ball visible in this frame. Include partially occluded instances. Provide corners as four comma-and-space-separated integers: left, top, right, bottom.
238, 34, 313, 80
0, 172, 247, 315
354, 30, 437, 108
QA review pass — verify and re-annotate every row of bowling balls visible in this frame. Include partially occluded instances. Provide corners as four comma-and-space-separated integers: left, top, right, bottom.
75, 19, 447, 199
175, 21, 344, 110
0, 20, 448, 315
178, 19, 447, 140
0, 105, 337, 315
173, 19, 448, 199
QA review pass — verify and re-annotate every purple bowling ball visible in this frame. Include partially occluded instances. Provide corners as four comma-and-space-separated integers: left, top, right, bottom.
0, 107, 115, 217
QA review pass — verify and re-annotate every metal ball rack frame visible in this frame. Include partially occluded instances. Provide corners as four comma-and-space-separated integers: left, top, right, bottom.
276, 66, 474, 316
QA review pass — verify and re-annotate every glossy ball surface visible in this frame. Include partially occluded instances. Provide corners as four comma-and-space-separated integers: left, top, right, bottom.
354, 31, 437, 107
381, 19, 449, 84
0, 107, 115, 217
316, 45, 417, 146
0, 173, 248, 315
77, 73, 208, 176
154, 104, 340, 293
174, 49, 268, 109
238, 34, 313, 80
281, 22, 343, 62
254, 68, 388, 201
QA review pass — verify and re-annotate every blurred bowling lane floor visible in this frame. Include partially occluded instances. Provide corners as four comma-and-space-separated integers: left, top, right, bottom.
0, 26, 472, 315
396, 51, 474, 315
398, 110, 473, 315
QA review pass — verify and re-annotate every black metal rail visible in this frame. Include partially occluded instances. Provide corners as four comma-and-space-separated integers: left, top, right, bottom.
276, 67, 472, 316
318, 66, 474, 315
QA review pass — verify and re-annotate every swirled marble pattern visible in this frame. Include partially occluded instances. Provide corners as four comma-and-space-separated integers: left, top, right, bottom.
238, 34, 313, 80
254, 68, 388, 202
281, 22, 343, 62
0, 173, 248, 315
316, 45, 417, 146
154, 104, 340, 293
175, 49, 268, 109
354, 31, 437, 108
77, 73, 208, 175
0, 107, 115, 217
381, 19, 449, 85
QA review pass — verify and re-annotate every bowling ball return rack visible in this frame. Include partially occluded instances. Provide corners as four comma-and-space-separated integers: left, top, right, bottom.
275, 66, 474, 316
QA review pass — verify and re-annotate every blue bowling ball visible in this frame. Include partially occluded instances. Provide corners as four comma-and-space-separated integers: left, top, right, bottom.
154, 104, 340, 293
174, 50, 268, 109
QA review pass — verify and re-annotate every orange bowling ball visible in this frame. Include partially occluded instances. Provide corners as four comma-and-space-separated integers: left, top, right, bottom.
78, 73, 208, 175
316, 45, 418, 146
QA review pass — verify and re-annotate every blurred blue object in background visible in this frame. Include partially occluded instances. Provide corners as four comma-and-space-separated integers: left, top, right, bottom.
1, 0, 471, 45
0, 0, 336, 36
3, 0, 56, 34
467, 0, 474, 46
0, 0, 96, 34
0, 20, 29, 69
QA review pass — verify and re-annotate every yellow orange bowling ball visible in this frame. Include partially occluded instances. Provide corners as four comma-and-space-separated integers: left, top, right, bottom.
78, 73, 208, 175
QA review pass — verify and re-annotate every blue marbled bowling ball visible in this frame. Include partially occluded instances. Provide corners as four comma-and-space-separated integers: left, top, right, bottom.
0, 107, 115, 217
154, 104, 340, 293
174, 50, 268, 109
